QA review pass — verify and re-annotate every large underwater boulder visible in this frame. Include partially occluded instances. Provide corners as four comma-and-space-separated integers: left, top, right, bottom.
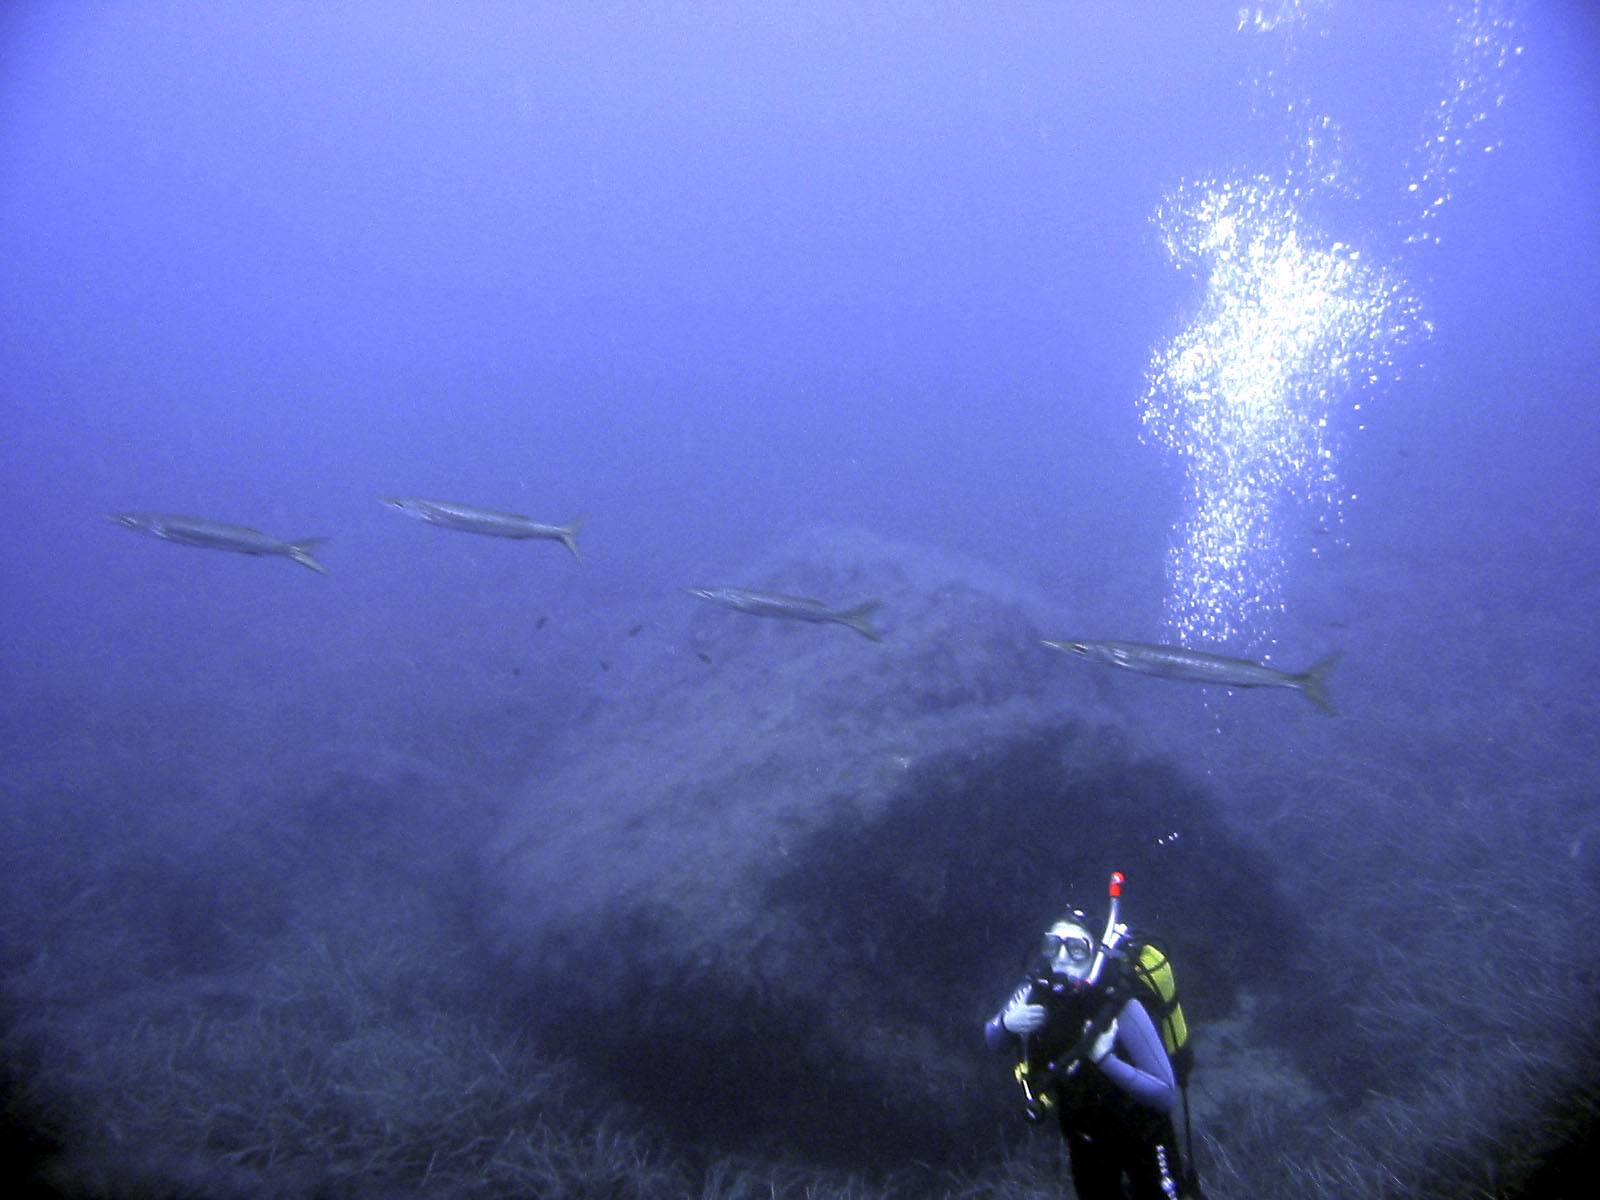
481, 528, 1291, 1163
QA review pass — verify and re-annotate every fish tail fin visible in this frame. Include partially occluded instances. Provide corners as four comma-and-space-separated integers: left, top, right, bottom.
557, 517, 584, 566
839, 600, 883, 642
1297, 651, 1342, 716
288, 537, 329, 575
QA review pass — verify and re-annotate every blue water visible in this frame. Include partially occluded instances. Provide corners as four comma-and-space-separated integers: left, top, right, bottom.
3, 3, 1597, 1197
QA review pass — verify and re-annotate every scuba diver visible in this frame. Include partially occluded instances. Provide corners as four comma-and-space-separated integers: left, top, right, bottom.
985, 873, 1199, 1199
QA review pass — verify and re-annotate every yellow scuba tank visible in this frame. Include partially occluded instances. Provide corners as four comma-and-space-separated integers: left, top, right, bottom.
1128, 939, 1191, 1078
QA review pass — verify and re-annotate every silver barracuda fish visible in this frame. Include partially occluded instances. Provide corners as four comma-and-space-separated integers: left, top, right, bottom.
380, 497, 583, 565
106, 512, 328, 574
1041, 638, 1341, 716
683, 587, 883, 642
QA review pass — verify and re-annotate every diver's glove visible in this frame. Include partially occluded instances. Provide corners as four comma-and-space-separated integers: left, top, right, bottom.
1088, 1017, 1119, 1064
1001, 992, 1049, 1036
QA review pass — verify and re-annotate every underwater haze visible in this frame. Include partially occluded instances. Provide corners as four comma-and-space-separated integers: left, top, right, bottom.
3, 2, 1599, 1198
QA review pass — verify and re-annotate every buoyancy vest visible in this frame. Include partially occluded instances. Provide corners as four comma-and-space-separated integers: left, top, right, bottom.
1014, 933, 1192, 1122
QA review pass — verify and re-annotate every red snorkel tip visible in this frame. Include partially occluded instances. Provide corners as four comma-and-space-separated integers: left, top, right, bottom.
1108, 871, 1125, 899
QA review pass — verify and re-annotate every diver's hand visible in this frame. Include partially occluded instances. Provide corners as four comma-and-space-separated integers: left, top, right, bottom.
1088, 1018, 1119, 1063
1001, 996, 1048, 1036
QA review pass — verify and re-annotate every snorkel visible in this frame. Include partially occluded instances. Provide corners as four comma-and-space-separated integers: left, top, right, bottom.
1083, 870, 1128, 988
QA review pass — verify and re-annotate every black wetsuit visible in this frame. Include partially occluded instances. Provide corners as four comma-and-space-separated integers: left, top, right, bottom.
986, 977, 1186, 1199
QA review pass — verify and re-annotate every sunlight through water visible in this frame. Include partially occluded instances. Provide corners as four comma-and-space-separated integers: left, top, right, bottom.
1139, 1, 1519, 651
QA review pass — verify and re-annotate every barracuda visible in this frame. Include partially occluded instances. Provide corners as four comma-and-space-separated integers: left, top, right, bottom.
683, 587, 883, 642
380, 497, 583, 565
1041, 639, 1341, 716
106, 512, 328, 574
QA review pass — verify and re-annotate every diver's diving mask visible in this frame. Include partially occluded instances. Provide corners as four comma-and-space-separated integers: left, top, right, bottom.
1043, 931, 1094, 965
1038, 920, 1097, 980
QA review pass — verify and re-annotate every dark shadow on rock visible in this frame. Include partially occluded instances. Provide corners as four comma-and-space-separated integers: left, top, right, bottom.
768, 721, 1291, 1034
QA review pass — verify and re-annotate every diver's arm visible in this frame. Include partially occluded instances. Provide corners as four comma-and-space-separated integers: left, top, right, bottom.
983, 982, 1035, 1052
1094, 997, 1177, 1113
